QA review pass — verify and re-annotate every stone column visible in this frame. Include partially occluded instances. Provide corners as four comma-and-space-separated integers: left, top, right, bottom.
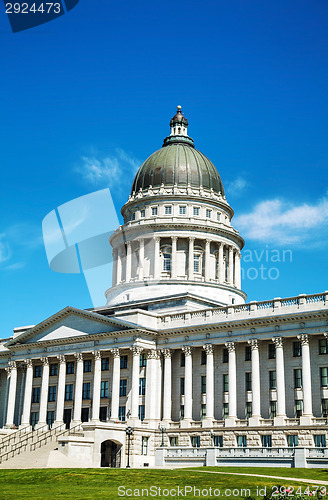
145, 350, 158, 422
126, 241, 132, 282
298, 334, 313, 424
112, 249, 118, 286
188, 237, 195, 280
138, 239, 144, 280
36, 357, 50, 429
54, 355, 66, 427
171, 236, 178, 278
272, 337, 287, 425
5, 361, 17, 427
116, 246, 122, 284
110, 348, 120, 421
181, 346, 192, 427
219, 243, 224, 284
72, 353, 83, 424
205, 239, 211, 281
225, 342, 237, 426
203, 344, 214, 425
248, 339, 261, 425
20, 359, 34, 428
234, 251, 241, 288
91, 351, 102, 421
130, 346, 143, 421
229, 247, 234, 285
162, 349, 172, 422
154, 237, 160, 279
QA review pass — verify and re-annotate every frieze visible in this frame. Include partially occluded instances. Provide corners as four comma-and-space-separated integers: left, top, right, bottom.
47, 341, 95, 353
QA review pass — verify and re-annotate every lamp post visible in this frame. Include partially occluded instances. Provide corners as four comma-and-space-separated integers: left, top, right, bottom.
159, 423, 166, 447
125, 426, 133, 468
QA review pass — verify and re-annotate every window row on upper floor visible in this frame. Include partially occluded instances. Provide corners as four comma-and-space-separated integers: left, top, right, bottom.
127, 204, 229, 224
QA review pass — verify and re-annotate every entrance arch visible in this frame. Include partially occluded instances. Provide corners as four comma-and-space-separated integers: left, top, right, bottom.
100, 440, 122, 468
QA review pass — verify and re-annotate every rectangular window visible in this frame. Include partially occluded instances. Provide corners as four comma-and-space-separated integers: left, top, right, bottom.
179, 206, 186, 215
83, 360, 92, 373
164, 205, 172, 215
170, 436, 178, 446
163, 253, 171, 272
140, 353, 147, 367
295, 399, 303, 417
34, 365, 42, 378
65, 384, 73, 401
118, 406, 126, 421
245, 372, 252, 391
30, 412, 39, 428
245, 346, 251, 361
120, 379, 127, 397
48, 385, 57, 402
217, 212, 221, 221
50, 364, 58, 376
201, 404, 206, 419
140, 209, 145, 218
269, 370, 277, 390
32, 387, 41, 404
322, 399, 328, 417
201, 350, 207, 365
120, 355, 128, 369
294, 369, 302, 388
319, 339, 328, 355
151, 206, 158, 216
261, 435, 272, 448
66, 361, 74, 375
314, 435, 326, 447
82, 382, 91, 399
131, 212, 135, 221
268, 343, 276, 359
141, 436, 149, 455
222, 348, 228, 363
180, 352, 185, 367
223, 403, 229, 419
320, 367, 328, 387
287, 434, 298, 447
237, 435, 247, 448
99, 407, 107, 422
180, 377, 185, 395
191, 436, 200, 448
194, 254, 200, 273
139, 377, 146, 396
213, 435, 223, 447
138, 404, 145, 421
101, 358, 109, 371
46, 410, 55, 428
81, 407, 89, 422
293, 341, 302, 357
246, 402, 252, 419
269, 401, 277, 418
223, 374, 229, 393
206, 209, 211, 218
201, 376, 206, 394
193, 207, 200, 216
101, 380, 109, 398
180, 405, 184, 420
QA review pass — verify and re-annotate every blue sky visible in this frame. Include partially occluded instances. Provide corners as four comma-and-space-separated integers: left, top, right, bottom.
0, 0, 327, 338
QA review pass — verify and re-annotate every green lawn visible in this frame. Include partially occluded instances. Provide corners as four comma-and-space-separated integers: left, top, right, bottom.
0, 468, 328, 499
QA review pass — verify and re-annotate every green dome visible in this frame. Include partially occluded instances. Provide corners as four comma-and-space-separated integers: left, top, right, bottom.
131, 140, 225, 195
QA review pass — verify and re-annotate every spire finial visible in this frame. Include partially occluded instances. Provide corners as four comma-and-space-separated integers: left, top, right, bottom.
177, 105, 182, 111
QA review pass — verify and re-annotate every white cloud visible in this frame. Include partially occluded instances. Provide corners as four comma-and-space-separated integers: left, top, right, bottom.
4, 262, 25, 271
79, 149, 140, 193
225, 176, 248, 197
234, 194, 328, 246
0, 235, 11, 264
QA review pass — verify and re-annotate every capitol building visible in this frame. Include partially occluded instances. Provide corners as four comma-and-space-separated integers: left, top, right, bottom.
0, 107, 327, 468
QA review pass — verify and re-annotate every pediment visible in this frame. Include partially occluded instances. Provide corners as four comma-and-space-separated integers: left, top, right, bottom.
6, 307, 139, 346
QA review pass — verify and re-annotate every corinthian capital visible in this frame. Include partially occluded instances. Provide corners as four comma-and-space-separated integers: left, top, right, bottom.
225, 342, 235, 353
297, 334, 309, 346
203, 344, 214, 355
272, 337, 283, 348
248, 339, 259, 350
161, 348, 172, 359
110, 348, 120, 358
182, 345, 192, 357
131, 346, 144, 356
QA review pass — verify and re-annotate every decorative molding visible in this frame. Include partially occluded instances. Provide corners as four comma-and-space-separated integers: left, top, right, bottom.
147, 349, 160, 359
24, 359, 33, 368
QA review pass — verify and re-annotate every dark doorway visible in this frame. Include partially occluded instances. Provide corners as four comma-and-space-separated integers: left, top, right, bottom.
63, 409, 72, 429
99, 407, 107, 422
81, 407, 89, 422
100, 440, 122, 468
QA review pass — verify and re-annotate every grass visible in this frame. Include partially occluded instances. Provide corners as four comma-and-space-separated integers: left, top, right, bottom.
0, 467, 328, 499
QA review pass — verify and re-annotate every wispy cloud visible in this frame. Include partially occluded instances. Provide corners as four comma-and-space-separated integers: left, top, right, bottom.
234, 193, 328, 246
0, 235, 11, 264
4, 262, 25, 271
0, 223, 43, 271
225, 176, 248, 197
78, 149, 140, 193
